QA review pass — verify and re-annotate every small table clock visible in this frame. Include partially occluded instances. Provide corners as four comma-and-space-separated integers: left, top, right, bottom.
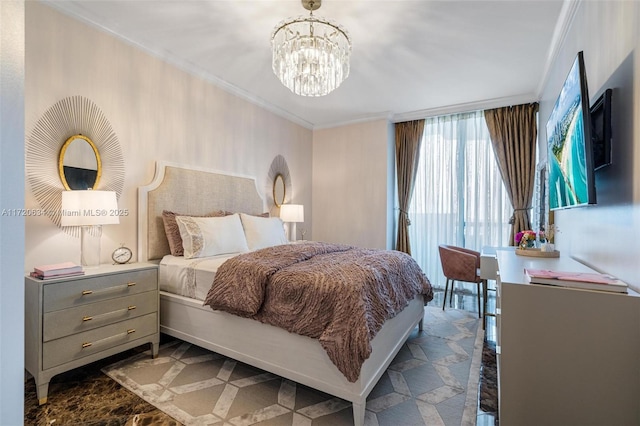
112, 244, 133, 264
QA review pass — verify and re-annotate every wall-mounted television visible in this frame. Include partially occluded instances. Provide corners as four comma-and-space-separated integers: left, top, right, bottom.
546, 51, 596, 210
590, 88, 612, 170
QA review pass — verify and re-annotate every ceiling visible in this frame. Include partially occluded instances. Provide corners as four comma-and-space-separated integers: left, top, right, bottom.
44, 0, 568, 129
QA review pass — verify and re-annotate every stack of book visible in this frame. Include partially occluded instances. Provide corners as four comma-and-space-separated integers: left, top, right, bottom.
524, 268, 628, 293
30, 262, 84, 280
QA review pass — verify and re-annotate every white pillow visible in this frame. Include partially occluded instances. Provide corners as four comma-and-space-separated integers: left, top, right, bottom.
240, 213, 288, 250
176, 214, 249, 259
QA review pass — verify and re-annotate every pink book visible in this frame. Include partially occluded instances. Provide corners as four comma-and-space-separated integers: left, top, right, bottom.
30, 271, 85, 280
525, 269, 618, 284
33, 261, 83, 277
524, 268, 627, 293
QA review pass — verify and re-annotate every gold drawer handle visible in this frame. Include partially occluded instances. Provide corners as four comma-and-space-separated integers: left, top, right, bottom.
81, 282, 136, 297
81, 329, 136, 349
81, 306, 137, 323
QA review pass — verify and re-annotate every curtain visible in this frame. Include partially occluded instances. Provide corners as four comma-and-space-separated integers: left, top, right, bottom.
409, 111, 511, 288
484, 103, 539, 245
395, 120, 425, 254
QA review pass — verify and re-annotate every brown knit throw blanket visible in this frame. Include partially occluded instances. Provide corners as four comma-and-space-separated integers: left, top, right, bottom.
203, 242, 433, 382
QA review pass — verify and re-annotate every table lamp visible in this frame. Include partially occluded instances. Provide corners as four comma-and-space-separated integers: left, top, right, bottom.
61, 190, 119, 267
279, 204, 304, 242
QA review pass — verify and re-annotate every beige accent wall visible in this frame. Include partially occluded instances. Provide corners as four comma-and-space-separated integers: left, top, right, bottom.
312, 119, 395, 249
539, 1, 640, 290
24, 2, 312, 270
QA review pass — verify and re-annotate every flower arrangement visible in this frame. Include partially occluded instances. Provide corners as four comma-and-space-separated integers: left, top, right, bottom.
516, 225, 560, 250
515, 230, 539, 249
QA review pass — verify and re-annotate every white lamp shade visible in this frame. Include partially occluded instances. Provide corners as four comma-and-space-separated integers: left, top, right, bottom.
279, 204, 304, 223
61, 190, 120, 226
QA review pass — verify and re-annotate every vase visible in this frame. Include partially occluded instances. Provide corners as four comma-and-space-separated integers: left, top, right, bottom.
541, 243, 555, 252
520, 241, 535, 250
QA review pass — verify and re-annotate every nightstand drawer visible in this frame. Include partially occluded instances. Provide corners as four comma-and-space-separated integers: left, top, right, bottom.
43, 291, 157, 342
43, 269, 157, 312
42, 312, 157, 370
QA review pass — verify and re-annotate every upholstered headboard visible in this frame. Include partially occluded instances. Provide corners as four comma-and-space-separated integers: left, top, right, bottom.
138, 162, 266, 261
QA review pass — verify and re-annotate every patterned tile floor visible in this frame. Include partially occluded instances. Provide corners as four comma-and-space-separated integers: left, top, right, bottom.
101, 305, 482, 425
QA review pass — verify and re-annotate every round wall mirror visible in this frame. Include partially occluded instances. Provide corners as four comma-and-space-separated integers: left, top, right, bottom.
58, 134, 101, 190
273, 173, 286, 207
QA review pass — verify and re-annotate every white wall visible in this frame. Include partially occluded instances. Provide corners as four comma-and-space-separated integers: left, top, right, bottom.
312, 119, 395, 249
24, 2, 313, 270
539, 1, 640, 290
0, 1, 25, 423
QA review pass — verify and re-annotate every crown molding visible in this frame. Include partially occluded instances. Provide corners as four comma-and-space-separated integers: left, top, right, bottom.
392, 93, 538, 123
312, 111, 394, 130
535, 0, 582, 97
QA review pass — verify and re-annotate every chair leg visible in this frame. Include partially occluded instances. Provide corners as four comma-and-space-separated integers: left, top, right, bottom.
449, 280, 455, 307
482, 279, 488, 330
442, 278, 449, 310
477, 282, 482, 319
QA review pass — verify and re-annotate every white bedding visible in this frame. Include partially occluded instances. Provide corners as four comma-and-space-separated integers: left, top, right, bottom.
159, 254, 237, 301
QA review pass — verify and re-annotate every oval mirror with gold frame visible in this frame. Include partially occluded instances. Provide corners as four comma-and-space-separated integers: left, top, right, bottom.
273, 173, 286, 207
266, 155, 292, 211
58, 134, 102, 190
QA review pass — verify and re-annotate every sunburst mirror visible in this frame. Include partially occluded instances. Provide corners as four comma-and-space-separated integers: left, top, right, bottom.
26, 96, 125, 237
266, 155, 292, 210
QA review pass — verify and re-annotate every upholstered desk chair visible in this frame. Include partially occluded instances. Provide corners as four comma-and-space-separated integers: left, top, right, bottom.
438, 244, 487, 328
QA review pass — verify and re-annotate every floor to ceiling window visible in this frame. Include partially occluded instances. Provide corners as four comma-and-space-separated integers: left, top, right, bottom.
407, 111, 511, 289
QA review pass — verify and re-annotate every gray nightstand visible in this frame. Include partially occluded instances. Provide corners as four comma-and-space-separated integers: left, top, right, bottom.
25, 262, 159, 404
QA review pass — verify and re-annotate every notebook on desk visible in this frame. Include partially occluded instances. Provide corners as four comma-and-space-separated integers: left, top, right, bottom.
524, 268, 628, 293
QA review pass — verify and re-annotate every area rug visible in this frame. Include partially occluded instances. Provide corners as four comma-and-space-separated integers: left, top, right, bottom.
103, 306, 483, 426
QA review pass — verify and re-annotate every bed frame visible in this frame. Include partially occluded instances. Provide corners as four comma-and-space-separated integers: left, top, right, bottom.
138, 161, 425, 425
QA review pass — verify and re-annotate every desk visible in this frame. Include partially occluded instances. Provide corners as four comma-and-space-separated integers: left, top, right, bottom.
479, 246, 511, 329
496, 250, 640, 425
480, 246, 514, 280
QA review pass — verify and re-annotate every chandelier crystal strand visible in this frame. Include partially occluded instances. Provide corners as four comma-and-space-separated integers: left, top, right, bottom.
271, 1, 351, 97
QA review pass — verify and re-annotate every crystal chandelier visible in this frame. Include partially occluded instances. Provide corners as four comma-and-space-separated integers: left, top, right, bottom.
271, 0, 352, 97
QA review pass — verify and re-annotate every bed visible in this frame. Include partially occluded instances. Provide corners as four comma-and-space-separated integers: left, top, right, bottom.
137, 161, 433, 425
